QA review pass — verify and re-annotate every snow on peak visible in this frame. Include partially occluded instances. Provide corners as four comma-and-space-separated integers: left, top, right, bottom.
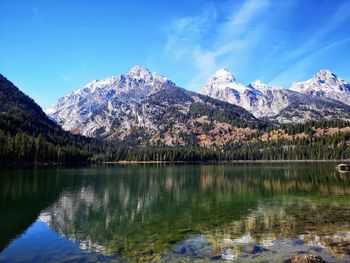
250, 80, 270, 90
45, 66, 179, 136
316, 69, 334, 76
252, 79, 264, 85
202, 68, 252, 94
201, 71, 290, 118
83, 77, 117, 89
249, 80, 283, 92
291, 69, 347, 91
128, 65, 152, 79
212, 68, 236, 83
126, 65, 172, 85
290, 69, 350, 105
314, 69, 337, 81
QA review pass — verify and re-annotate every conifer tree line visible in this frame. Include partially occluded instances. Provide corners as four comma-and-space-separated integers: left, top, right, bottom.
1, 74, 349, 164
1, 120, 349, 164
0, 131, 91, 163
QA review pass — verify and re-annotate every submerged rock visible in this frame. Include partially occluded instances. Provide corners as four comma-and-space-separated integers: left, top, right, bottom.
286, 253, 326, 263
241, 244, 268, 254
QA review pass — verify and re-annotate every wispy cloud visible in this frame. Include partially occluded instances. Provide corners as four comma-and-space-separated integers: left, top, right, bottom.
164, 0, 271, 90
165, 8, 216, 61
270, 2, 350, 84
217, 0, 269, 37
163, 0, 350, 90
270, 37, 350, 86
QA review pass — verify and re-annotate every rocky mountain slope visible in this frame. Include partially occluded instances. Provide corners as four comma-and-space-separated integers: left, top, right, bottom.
202, 69, 350, 123
290, 69, 350, 105
46, 66, 173, 135
47, 66, 350, 146
46, 66, 260, 146
2, 72, 350, 162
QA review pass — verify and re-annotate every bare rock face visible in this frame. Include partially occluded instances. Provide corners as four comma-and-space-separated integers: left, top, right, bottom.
45, 66, 174, 137
286, 254, 326, 263
45, 66, 258, 145
201, 69, 287, 118
46, 66, 350, 143
291, 70, 350, 105
202, 69, 350, 123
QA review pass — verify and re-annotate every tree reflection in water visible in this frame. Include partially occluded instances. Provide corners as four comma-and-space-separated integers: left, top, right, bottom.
28, 164, 350, 262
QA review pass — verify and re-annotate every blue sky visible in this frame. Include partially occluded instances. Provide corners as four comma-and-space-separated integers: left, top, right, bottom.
1, 0, 350, 109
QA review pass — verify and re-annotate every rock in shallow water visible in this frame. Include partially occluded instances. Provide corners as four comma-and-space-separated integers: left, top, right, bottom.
241, 244, 268, 254
285, 253, 326, 263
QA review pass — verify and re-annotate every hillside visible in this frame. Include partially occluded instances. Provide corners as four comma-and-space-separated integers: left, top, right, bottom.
0, 75, 96, 164
1, 72, 350, 163
46, 67, 262, 147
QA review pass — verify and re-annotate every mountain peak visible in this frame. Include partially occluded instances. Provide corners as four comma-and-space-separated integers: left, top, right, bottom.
212, 68, 236, 82
249, 80, 270, 91
128, 66, 152, 79
202, 68, 255, 100
314, 69, 337, 81
290, 69, 350, 105
126, 66, 173, 85
252, 79, 264, 85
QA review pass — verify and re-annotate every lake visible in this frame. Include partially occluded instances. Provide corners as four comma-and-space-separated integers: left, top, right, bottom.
1, 163, 350, 262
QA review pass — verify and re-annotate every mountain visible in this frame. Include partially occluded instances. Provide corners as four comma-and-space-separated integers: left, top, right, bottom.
46, 66, 175, 136
202, 69, 290, 118
47, 66, 260, 147
267, 90, 350, 123
2, 72, 350, 163
290, 69, 350, 105
0, 74, 94, 164
0, 74, 60, 136
201, 69, 350, 123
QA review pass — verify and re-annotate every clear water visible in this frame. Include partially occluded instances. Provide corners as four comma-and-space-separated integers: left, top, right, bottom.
1, 163, 350, 262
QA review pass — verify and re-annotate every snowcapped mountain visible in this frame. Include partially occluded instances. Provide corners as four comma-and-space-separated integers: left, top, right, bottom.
46, 66, 174, 137
201, 68, 350, 123
202, 68, 251, 95
201, 69, 293, 118
46, 66, 259, 146
202, 69, 258, 106
47, 66, 350, 144
290, 69, 350, 105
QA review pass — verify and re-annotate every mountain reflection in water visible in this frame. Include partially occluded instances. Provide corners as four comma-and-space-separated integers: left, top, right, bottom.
1, 163, 350, 262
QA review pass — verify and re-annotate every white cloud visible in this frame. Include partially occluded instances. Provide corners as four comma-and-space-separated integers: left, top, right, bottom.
164, 0, 271, 90
163, 0, 350, 90
270, 2, 350, 86
218, 0, 269, 36
269, 37, 350, 86
165, 9, 216, 61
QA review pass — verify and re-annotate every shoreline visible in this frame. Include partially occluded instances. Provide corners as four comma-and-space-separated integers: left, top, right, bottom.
1, 159, 349, 168
106, 159, 350, 165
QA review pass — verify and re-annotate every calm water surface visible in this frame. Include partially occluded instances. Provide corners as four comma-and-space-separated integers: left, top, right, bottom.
1, 163, 350, 262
